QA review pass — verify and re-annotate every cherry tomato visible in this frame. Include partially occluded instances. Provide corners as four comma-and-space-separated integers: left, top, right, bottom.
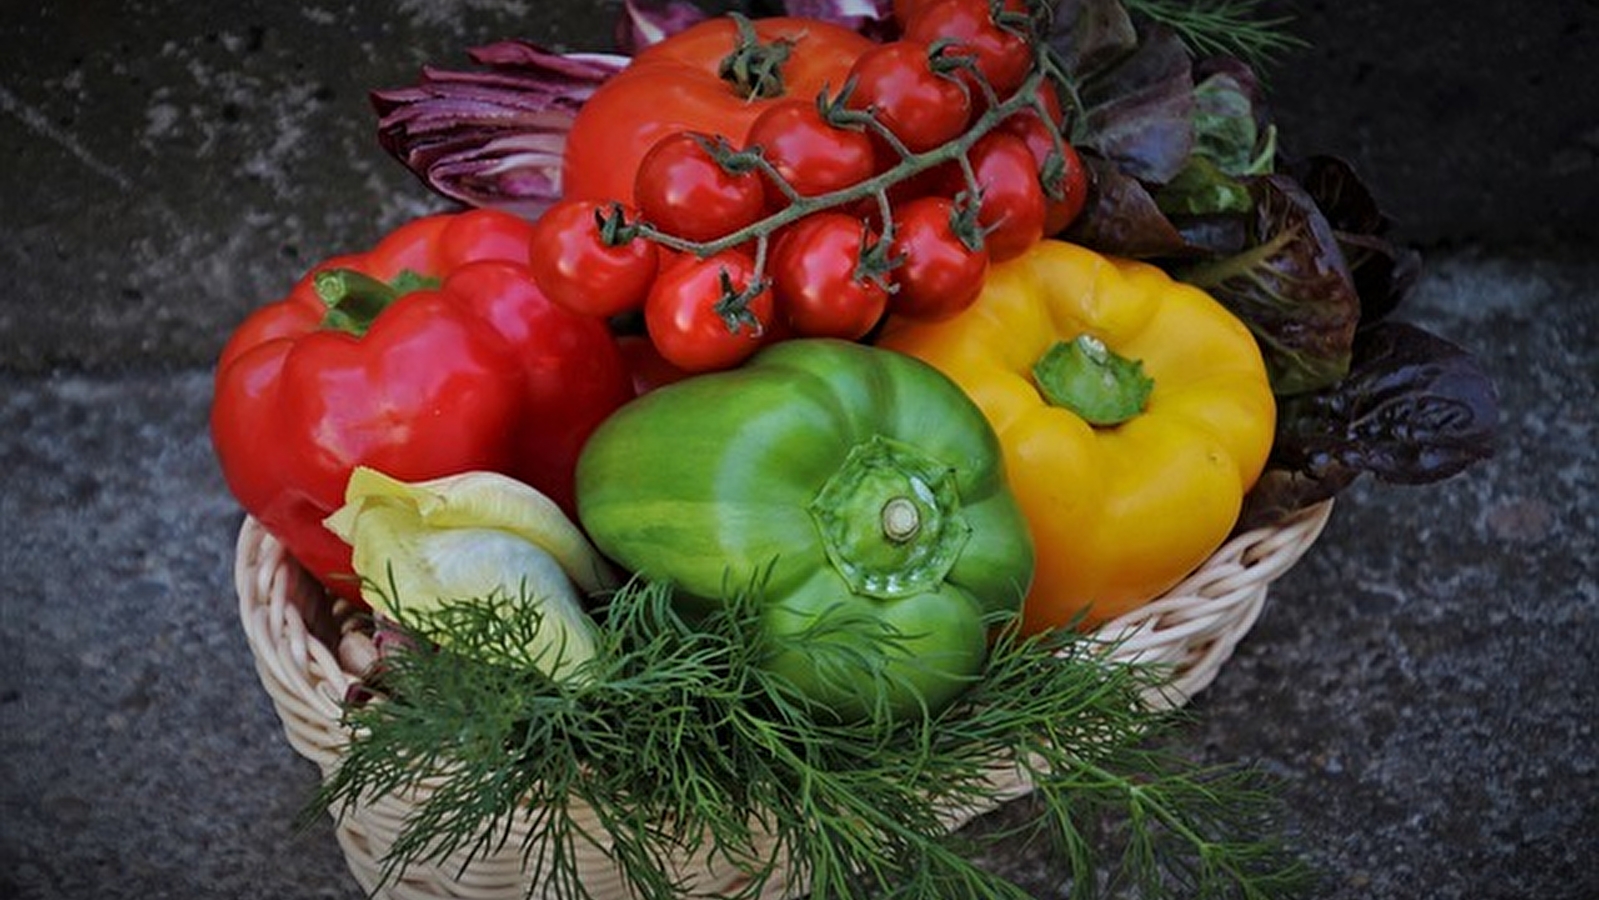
635, 132, 767, 243
903, 0, 1034, 100
528, 200, 660, 317
998, 108, 1090, 235
745, 98, 879, 205
887, 196, 989, 321
563, 17, 873, 206
644, 250, 775, 371
844, 40, 973, 154
770, 213, 890, 340
941, 131, 1047, 262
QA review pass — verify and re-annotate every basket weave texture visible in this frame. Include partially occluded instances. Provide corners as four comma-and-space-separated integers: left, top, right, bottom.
235, 500, 1332, 900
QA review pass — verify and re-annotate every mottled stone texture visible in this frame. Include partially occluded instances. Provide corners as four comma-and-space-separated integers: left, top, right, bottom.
1, 2, 1594, 899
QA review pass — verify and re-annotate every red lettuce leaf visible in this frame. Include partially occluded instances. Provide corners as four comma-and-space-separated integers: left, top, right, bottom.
1240, 321, 1500, 527
1292, 154, 1422, 326
1180, 174, 1362, 396
1065, 155, 1196, 256
1071, 24, 1196, 184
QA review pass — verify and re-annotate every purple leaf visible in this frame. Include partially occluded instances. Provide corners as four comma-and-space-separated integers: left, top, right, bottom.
371, 42, 627, 218
1240, 321, 1499, 527
615, 0, 710, 53
781, 0, 896, 36
1074, 24, 1196, 184
1181, 175, 1362, 395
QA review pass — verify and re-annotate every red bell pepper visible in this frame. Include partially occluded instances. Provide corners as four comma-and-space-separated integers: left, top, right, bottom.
211, 209, 633, 602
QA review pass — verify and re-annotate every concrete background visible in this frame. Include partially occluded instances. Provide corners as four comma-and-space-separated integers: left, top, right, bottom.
1, 2, 1595, 899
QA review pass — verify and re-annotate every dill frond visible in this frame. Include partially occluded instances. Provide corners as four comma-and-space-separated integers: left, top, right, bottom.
1124, 0, 1308, 67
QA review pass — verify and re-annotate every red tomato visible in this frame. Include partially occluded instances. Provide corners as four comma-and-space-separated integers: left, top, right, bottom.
563, 17, 873, 206
903, 0, 1034, 100
844, 40, 973, 154
887, 196, 989, 321
942, 131, 1047, 262
634, 132, 767, 243
645, 250, 775, 371
770, 213, 890, 340
529, 200, 660, 317
745, 98, 879, 204
997, 109, 1090, 235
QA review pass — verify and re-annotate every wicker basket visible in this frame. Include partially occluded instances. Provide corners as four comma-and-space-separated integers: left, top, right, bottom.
235, 500, 1333, 900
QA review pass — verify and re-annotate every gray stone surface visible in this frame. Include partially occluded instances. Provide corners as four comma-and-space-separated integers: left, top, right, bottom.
1, 2, 1595, 899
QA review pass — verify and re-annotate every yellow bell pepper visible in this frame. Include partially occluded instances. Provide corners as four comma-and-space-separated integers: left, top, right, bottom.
879, 240, 1275, 631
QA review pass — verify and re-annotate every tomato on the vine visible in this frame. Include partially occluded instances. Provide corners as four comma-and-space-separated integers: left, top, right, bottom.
886, 195, 989, 321
770, 213, 890, 340
941, 131, 1047, 262
844, 40, 973, 154
745, 98, 878, 204
563, 17, 873, 206
644, 250, 775, 372
529, 200, 660, 317
903, 0, 1034, 100
634, 132, 767, 243
998, 105, 1090, 235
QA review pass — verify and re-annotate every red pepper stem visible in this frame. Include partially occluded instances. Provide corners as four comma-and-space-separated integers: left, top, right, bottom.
315, 268, 437, 336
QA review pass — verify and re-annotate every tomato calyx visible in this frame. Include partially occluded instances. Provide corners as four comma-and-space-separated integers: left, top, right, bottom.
718, 12, 796, 101
593, 201, 645, 248
946, 191, 990, 253
315, 268, 441, 336
853, 228, 900, 293
711, 266, 771, 336
924, 38, 991, 103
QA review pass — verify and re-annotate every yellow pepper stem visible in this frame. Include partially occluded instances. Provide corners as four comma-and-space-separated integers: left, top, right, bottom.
1032, 335, 1154, 427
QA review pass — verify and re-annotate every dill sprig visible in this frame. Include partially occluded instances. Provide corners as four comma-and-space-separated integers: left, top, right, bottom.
307, 576, 1313, 900
1123, 0, 1307, 67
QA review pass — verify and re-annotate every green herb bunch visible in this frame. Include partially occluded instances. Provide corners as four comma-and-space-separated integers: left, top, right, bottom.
309, 576, 1311, 900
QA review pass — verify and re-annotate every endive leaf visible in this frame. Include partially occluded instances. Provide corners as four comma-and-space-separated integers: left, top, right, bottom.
334, 466, 615, 593
324, 467, 608, 680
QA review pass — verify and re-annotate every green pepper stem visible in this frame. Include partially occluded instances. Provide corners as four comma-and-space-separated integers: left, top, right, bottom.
809, 436, 970, 600
1032, 335, 1154, 427
881, 497, 921, 543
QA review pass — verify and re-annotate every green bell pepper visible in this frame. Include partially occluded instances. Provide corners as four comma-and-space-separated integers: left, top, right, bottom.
576, 339, 1035, 722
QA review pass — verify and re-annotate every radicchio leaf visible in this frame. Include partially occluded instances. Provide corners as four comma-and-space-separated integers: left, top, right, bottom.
371, 43, 627, 219
1181, 174, 1362, 395
1239, 321, 1499, 527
